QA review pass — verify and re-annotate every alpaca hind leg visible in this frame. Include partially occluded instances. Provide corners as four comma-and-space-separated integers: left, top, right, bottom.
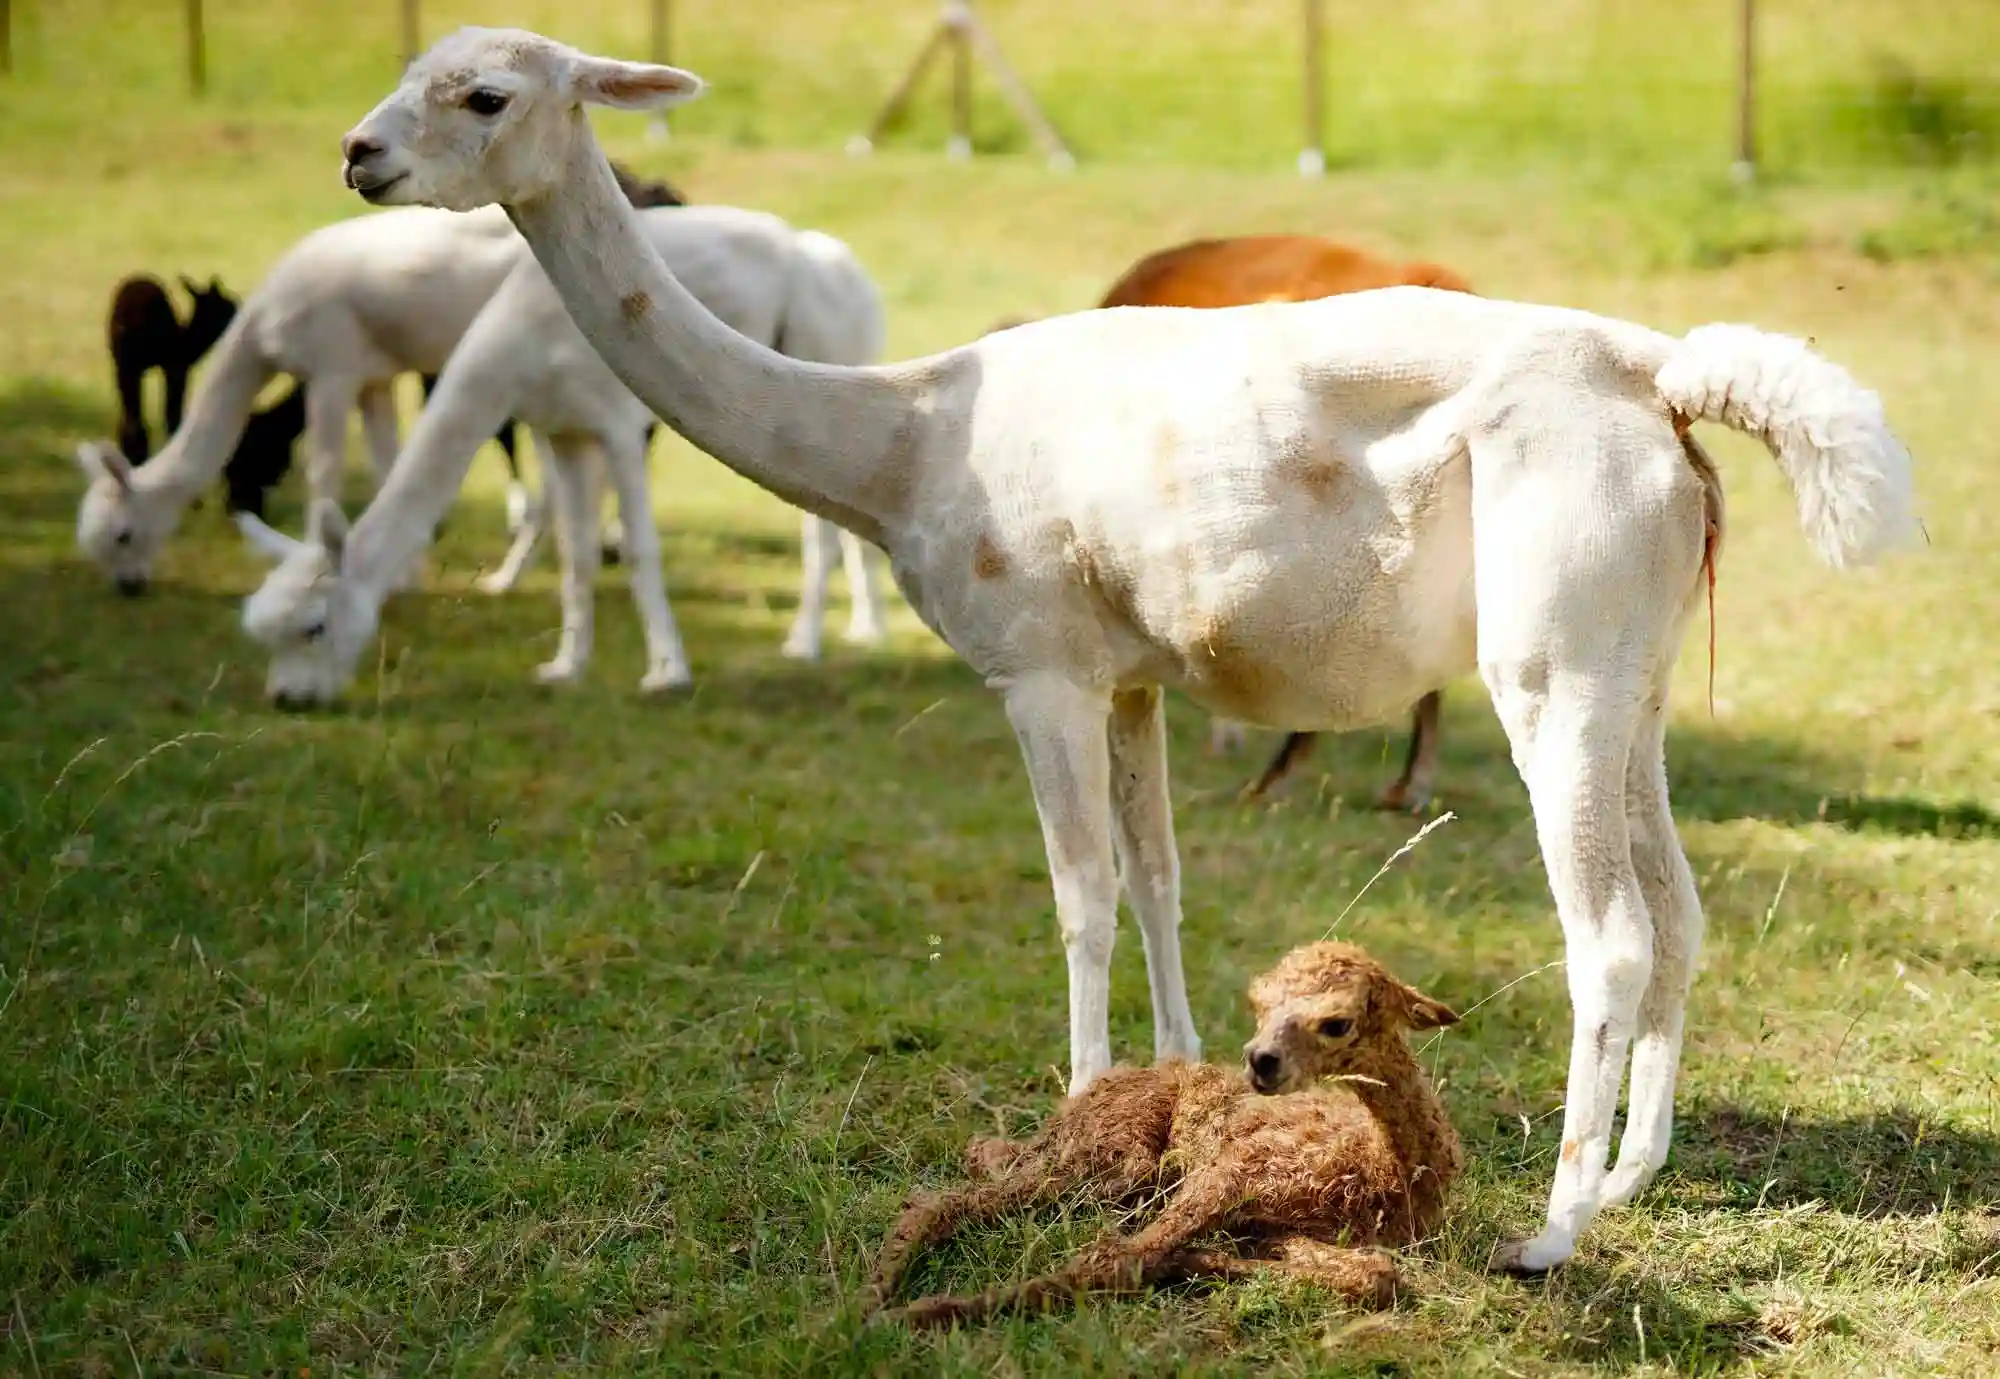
598, 430, 691, 692
534, 433, 599, 686
1107, 686, 1200, 1063
782, 513, 842, 660
162, 363, 190, 441
837, 525, 887, 646
1165, 1238, 1400, 1307
1240, 731, 1317, 801
864, 1163, 1074, 1314
1377, 690, 1444, 813
115, 361, 152, 461
1600, 668, 1705, 1209
1484, 672, 1651, 1274
1003, 675, 1120, 1091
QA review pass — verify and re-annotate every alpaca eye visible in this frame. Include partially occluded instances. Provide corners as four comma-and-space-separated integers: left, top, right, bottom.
302, 620, 327, 643
1316, 1018, 1353, 1039
465, 89, 510, 117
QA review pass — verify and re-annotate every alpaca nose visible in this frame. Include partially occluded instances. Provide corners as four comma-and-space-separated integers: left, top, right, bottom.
115, 574, 148, 598
1247, 1049, 1282, 1087
342, 133, 385, 166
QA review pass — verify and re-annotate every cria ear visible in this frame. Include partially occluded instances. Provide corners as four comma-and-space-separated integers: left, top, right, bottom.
1395, 982, 1461, 1031
307, 499, 350, 569
234, 510, 304, 563
566, 54, 704, 111
76, 440, 134, 493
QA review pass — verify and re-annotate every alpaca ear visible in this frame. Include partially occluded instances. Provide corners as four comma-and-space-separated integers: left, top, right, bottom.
234, 510, 305, 563
566, 55, 704, 112
1397, 983, 1461, 1031
180, 274, 201, 298
76, 440, 134, 493
307, 499, 350, 568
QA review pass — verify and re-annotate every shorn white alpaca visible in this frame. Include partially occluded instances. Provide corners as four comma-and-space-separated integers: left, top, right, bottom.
343, 29, 1918, 1273
234, 204, 888, 705
73, 206, 525, 593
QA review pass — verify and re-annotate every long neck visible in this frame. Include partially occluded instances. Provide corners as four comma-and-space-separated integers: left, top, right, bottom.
137, 315, 273, 504
504, 118, 932, 548
347, 361, 520, 605
1338, 1042, 1462, 1241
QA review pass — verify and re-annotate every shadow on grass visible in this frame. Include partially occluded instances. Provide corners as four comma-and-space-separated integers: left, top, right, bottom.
1671, 1103, 2000, 1216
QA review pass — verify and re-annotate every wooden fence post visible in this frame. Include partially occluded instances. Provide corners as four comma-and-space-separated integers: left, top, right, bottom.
401, 0, 421, 67
1299, 0, 1325, 176
1, 0, 13, 77
1733, 0, 1757, 182
186, 0, 206, 94
647, 0, 673, 140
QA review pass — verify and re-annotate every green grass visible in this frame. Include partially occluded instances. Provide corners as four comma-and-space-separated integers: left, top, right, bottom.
4, 2, 2000, 1374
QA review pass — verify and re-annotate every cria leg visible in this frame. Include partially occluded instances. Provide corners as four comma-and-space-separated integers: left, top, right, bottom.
1107, 687, 1200, 1064
1600, 667, 1705, 1209
890, 1170, 1239, 1328
864, 1170, 1071, 1314
1166, 1238, 1401, 1307
1003, 675, 1119, 1092
597, 429, 691, 692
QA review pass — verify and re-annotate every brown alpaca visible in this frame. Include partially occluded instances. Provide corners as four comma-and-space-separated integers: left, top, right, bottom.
865, 942, 1462, 1328
997, 235, 1477, 810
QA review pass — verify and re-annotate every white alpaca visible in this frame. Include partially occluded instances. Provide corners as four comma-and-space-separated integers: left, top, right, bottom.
233, 205, 889, 706
73, 205, 526, 593
342, 29, 1918, 1273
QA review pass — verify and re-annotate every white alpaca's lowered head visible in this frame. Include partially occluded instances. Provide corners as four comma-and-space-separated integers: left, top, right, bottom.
75, 441, 174, 594
237, 503, 380, 708
340, 27, 703, 213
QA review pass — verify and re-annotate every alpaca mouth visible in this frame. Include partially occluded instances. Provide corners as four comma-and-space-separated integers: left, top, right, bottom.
347, 169, 406, 202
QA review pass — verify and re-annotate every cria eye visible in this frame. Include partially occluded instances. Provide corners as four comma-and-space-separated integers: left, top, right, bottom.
302, 621, 327, 642
465, 89, 510, 116
1316, 1018, 1353, 1039
114, 531, 132, 546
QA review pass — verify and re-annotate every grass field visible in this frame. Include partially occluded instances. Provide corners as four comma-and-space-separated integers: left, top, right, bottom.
3, 2, 2000, 1375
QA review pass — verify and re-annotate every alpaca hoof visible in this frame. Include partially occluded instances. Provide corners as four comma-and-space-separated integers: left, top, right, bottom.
535, 658, 583, 686
639, 664, 693, 695
964, 1138, 1026, 1180
841, 621, 887, 648
1374, 781, 1432, 815
1489, 1234, 1571, 1276
780, 629, 822, 662
1208, 719, 1248, 756
600, 543, 623, 568
474, 571, 516, 596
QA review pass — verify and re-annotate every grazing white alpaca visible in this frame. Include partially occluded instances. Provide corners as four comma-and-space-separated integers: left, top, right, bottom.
343, 29, 1918, 1273
234, 205, 889, 706
468, 225, 888, 663
73, 206, 526, 593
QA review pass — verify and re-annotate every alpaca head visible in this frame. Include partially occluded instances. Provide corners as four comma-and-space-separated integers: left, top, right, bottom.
1241, 942, 1459, 1095
340, 28, 703, 214
179, 276, 238, 363
75, 441, 174, 594
237, 501, 379, 709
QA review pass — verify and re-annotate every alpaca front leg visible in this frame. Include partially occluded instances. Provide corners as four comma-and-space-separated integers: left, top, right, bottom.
357, 380, 401, 485
303, 376, 361, 508
1003, 675, 1120, 1091
1601, 681, 1705, 1209
781, 513, 840, 660
534, 433, 599, 686
1486, 675, 1651, 1275
598, 432, 691, 692
837, 525, 887, 646
1107, 686, 1200, 1064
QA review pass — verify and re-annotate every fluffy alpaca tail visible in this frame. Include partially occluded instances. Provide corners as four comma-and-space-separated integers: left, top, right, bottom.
1653, 324, 1918, 569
